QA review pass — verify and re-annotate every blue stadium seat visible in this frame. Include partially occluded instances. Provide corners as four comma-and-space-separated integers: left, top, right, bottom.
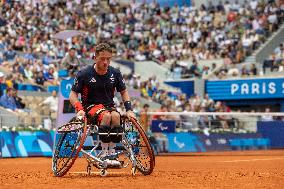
58, 69, 68, 78
229, 139, 242, 150
26, 84, 35, 91
241, 138, 255, 150
255, 138, 270, 149
47, 85, 59, 93
16, 84, 43, 92
0, 83, 7, 90
17, 84, 27, 91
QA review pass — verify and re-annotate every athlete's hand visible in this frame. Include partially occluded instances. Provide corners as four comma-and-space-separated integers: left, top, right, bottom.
126, 110, 135, 119
76, 110, 85, 120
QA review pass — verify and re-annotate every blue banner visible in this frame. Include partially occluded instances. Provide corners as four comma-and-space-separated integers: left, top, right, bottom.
257, 121, 284, 148
0, 130, 275, 158
166, 133, 205, 152
196, 133, 263, 151
0, 131, 54, 158
152, 132, 266, 153
206, 78, 284, 100
151, 120, 176, 133
164, 80, 194, 98
60, 78, 74, 98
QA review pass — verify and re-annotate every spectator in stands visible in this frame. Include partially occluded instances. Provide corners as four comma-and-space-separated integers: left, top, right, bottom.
227, 64, 240, 77
3, 45, 17, 61
240, 65, 249, 77
140, 103, 150, 132
0, 0, 282, 82
61, 47, 81, 77
14, 89, 25, 109
262, 44, 284, 74
4, 74, 14, 88
274, 43, 284, 69
202, 93, 214, 108
0, 14, 7, 27
198, 105, 210, 136
34, 71, 46, 86
43, 64, 59, 85
39, 90, 58, 113
263, 55, 274, 74
261, 108, 274, 121
202, 66, 211, 78
152, 104, 169, 120
0, 87, 19, 112
0, 72, 4, 97
23, 48, 35, 61
249, 63, 258, 75
216, 108, 230, 129
188, 59, 200, 77
274, 43, 283, 57
42, 52, 53, 65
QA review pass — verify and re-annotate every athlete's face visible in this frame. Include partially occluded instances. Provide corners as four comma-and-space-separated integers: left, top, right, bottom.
95, 50, 112, 72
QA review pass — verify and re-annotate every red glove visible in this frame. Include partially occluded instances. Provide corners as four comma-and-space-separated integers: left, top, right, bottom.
74, 101, 83, 112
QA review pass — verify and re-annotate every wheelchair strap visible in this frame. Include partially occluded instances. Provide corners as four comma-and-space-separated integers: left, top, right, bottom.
86, 104, 122, 126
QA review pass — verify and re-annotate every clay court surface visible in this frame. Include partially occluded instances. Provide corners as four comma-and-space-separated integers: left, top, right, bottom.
1, 150, 284, 189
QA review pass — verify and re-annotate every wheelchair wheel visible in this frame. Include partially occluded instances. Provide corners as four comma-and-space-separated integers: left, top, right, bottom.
124, 117, 155, 175
52, 118, 88, 177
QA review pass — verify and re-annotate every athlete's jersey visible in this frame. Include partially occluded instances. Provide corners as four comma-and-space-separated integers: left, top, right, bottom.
71, 64, 126, 109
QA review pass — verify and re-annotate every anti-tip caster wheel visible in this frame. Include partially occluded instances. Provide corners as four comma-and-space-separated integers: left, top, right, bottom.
100, 169, 108, 177
131, 167, 136, 176
87, 165, 91, 176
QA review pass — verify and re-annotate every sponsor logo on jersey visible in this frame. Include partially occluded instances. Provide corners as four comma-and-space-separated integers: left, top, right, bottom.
90, 77, 96, 83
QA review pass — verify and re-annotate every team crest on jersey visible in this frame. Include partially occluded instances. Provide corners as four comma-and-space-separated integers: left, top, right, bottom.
90, 77, 96, 83
110, 74, 115, 82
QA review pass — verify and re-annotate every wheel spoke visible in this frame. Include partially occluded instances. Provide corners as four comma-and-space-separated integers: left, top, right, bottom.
123, 117, 155, 175
52, 119, 88, 177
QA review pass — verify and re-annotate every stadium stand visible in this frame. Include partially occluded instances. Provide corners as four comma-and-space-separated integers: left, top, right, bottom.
0, 0, 283, 133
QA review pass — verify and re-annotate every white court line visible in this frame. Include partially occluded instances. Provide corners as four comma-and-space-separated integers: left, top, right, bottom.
218, 157, 284, 163
69, 171, 126, 174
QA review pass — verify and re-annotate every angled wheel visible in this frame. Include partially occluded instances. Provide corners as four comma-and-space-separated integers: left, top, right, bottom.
52, 118, 88, 177
123, 117, 155, 175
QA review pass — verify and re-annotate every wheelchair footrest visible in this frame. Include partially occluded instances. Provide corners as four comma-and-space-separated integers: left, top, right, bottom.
104, 160, 124, 169
98, 126, 123, 143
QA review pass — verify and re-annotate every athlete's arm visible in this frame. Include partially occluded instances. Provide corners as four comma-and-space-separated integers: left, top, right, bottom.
70, 70, 85, 118
69, 90, 80, 108
120, 89, 131, 102
115, 69, 135, 118
120, 89, 135, 118
69, 90, 85, 118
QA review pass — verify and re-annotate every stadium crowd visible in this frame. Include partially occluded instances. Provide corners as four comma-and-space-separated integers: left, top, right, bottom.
0, 0, 282, 130
123, 72, 230, 113
0, 0, 283, 74
212, 42, 284, 79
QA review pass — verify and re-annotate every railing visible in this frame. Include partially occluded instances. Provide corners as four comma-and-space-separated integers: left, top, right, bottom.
143, 111, 284, 133
0, 114, 55, 131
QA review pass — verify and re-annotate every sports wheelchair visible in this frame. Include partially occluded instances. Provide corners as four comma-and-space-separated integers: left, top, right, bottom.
52, 115, 155, 177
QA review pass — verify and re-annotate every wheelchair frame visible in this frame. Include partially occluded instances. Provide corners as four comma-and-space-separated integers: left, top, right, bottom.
52, 116, 155, 177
